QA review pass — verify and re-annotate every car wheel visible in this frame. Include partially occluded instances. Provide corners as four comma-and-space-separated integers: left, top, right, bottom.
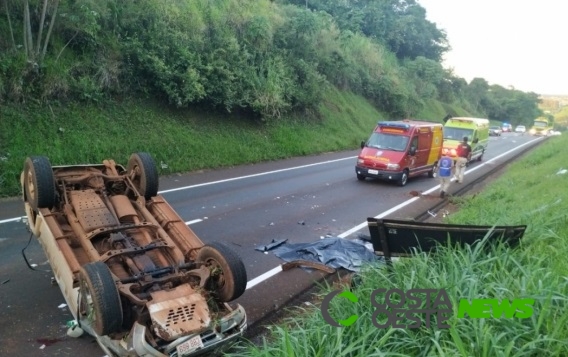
356, 173, 366, 181
397, 170, 409, 187
127, 152, 159, 200
197, 242, 248, 302
79, 262, 123, 336
23, 156, 56, 210
22, 157, 56, 237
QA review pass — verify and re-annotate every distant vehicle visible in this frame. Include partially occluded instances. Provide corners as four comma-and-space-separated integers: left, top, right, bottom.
529, 117, 554, 136
502, 123, 513, 132
489, 126, 503, 136
549, 130, 562, 136
356, 120, 443, 186
515, 125, 526, 133
442, 117, 490, 163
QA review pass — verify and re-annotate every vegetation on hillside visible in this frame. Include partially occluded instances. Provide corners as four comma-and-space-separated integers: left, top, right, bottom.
0, 0, 552, 198
1, 0, 542, 123
0, 87, 388, 197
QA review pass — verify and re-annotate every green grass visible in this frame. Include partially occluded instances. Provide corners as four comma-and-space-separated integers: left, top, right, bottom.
0, 88, 449, 198
416, 100, 472, 121
224, 135, 568, 357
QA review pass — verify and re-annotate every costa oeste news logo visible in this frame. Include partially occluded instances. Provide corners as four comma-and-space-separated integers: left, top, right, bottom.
321, 288, 535, 329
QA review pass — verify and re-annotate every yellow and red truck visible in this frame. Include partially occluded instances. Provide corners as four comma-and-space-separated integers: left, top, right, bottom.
355, 120, 443, 186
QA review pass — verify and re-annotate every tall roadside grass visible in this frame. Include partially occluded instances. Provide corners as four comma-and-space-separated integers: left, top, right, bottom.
225, 135, 568, 357
0, 88, 402, 198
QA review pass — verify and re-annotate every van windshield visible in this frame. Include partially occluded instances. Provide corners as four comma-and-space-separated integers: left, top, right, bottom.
366, 133, 409, 152
443, 128, 473, 141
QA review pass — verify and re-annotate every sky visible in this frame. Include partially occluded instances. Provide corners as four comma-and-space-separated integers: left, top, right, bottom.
417, 0, 567, 95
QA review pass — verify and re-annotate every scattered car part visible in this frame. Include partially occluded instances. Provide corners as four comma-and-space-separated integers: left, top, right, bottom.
281, 260, 337, 274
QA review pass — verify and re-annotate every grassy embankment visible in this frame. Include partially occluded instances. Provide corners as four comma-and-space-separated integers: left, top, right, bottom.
0, 88, 469, 198
225, 135, 568, 356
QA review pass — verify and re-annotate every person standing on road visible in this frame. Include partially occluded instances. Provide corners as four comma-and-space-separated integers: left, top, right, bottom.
437, 155, 454, 198
454, 136, 472, 184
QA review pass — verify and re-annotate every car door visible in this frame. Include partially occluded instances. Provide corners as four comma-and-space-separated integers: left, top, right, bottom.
407, 135, 420, 174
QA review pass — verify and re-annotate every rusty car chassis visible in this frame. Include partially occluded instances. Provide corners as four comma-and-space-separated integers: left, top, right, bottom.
21, 153, 248, 357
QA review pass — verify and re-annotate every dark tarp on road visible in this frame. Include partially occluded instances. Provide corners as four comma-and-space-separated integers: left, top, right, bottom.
270, 237, 381, 272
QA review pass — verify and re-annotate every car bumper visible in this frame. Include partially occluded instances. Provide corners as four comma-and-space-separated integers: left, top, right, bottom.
356, 166, 403, 181
94, 304, 247, 357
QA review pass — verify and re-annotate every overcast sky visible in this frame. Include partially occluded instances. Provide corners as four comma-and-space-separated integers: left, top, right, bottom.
417, 0, 567, 95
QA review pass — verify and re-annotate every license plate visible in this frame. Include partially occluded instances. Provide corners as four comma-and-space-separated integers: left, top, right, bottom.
368, 169, 379, 175
176, 335, 204, 356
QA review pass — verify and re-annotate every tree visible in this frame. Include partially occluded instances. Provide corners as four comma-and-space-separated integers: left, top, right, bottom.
276, 0, 449, 61
21, 0, 60, 64
465, 78, 490, 114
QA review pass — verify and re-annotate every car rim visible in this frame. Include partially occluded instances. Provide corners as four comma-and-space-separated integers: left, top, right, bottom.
204, 258, 226, 289
26, 170, 36, 201
80, 281, 95, 321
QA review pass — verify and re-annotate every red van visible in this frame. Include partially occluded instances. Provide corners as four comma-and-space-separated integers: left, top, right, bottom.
355, 120, 444, 186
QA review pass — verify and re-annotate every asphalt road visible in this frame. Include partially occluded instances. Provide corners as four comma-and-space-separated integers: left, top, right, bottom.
0, 132, 544, 356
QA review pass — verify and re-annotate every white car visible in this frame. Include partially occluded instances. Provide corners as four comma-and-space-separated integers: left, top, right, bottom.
515, 125, 526, 133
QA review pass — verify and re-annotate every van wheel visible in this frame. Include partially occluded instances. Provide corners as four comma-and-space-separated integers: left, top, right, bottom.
356, 174, 366, 181
478, 151, 484, 162
427, 165, 436, 178
197, 242, 248, 302
79, 262, 123, 336
397, 170, 409, 187
127, 152, 159, 200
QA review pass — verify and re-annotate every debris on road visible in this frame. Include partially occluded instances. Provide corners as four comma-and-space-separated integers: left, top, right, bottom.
271, 237, 381, 272
281, 260, 336, 274
356, 233, 371, 242
255, 238, 289, 252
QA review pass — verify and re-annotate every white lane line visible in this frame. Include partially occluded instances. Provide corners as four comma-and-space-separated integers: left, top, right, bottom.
185, 219, 203, 225
0, 216, 25, 224
246, 266, 284, 290
158, 156, 357, 194
245, 138, 542, 290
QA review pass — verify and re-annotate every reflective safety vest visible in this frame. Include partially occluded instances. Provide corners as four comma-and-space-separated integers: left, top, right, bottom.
438, 156, 453, 177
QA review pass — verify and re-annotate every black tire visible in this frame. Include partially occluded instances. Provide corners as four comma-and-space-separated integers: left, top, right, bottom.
397, 170, 409, 187
23, 156, 55, 210
477, 150, 484, 162
79, 262, 123, 336
356, 173, 366, 181
197, 242, 247, 302
427, 163, 436, 178
127, 152, 159, 200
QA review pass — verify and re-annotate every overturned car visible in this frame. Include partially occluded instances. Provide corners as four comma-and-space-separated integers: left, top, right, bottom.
21, 153, 247, 357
